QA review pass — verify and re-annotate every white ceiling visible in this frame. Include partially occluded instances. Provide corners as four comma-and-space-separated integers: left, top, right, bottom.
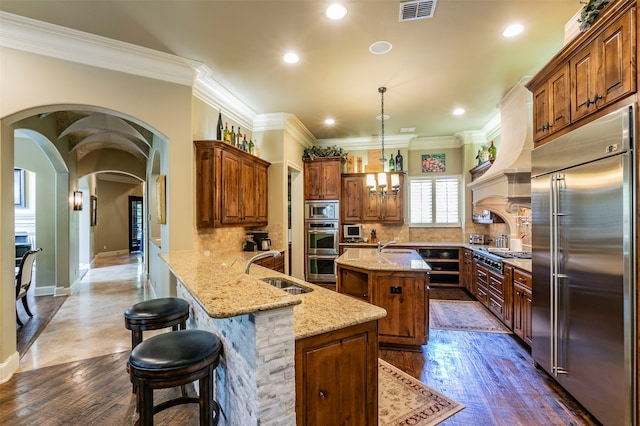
0, 0, 581, 142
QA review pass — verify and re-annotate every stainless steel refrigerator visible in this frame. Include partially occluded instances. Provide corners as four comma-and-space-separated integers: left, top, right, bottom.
531, 104, 636, 425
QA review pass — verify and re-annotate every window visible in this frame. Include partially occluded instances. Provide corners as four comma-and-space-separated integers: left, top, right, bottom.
409, 176, 460, 226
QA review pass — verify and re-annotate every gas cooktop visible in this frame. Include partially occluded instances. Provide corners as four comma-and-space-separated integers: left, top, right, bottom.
478, 247, 532, 259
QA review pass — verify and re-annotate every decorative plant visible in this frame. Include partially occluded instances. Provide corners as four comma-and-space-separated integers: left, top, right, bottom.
302, 145, 349, 162
578, 0, 610, 32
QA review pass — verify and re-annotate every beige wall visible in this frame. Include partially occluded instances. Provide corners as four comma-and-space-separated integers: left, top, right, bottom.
0, 46, 194, 380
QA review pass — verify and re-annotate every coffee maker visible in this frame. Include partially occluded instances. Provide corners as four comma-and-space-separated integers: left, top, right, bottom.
243, 234, 257, 252
251, 231, 271, 251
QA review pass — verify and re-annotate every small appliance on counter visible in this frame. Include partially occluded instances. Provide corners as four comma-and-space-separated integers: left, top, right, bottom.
252, 231, 271, 251
343, 224, 364, 242
495, 234, 509, 249
243, 234, 257, 252
468, 233, 487, 245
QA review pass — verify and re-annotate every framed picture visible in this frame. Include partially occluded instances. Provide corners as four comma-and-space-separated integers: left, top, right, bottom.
156, 175, 166, 225
421, 154, 446, 173
90, 195, 97, 226
14, 168, 25, 206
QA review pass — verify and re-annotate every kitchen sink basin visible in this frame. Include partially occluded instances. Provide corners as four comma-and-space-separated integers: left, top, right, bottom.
260, 277, 313, 295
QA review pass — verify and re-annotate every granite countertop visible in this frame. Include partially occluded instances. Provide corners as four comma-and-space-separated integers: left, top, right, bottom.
340, 241, 532, 273
160, 250, 387, 340
336, 248, 430, 271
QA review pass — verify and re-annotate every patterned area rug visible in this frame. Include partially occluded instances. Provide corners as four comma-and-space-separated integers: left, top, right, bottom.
379, 359, 464, 425
429, 300, 511, 333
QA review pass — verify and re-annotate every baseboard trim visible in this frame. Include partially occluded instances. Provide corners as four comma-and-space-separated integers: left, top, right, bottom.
0, 351, 20, 384
96, 249, 130, 258
33, 286, 56, 296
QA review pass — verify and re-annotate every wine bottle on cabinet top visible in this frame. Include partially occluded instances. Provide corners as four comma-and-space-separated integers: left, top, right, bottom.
216, 111, 223, 140
223, 122, 230, 143
236, 127, 242, 148
395, 150, 403, 172
230, 126, 236, 147
389, 154, 395, 172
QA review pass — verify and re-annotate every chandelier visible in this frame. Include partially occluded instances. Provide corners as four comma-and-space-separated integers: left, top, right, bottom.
366, 86, 400, 200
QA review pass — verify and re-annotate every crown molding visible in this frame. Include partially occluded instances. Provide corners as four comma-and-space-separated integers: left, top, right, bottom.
253, 113, 316, 148
0, 12, 199, 86
193, 65, 258, 132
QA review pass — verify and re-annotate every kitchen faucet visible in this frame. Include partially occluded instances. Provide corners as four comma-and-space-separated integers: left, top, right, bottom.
244, 250, 281, 274
377, 240, 397, 253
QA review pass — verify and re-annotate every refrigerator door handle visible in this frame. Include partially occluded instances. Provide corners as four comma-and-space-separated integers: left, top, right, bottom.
550, 174, 567, 377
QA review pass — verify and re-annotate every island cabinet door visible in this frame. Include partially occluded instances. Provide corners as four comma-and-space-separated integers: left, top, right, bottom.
373, 272, 427, 347
295, 321, 378, 426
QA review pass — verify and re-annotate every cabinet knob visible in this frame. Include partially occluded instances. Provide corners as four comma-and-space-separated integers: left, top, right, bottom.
319, 390, 327, 398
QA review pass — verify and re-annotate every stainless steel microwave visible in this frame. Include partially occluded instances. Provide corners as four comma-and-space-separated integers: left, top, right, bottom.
305, 201, 339, 221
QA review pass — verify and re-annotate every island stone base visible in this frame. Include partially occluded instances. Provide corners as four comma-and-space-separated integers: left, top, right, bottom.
177, 281, 296, 425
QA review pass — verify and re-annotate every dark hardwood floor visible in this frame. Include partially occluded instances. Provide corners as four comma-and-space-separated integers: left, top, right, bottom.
15, 292, 66, 356
3, 285, 601, 425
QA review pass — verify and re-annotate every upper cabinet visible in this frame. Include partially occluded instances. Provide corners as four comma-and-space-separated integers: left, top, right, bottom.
304, 158, 341, 200
571, 8, 635, 121
531, 64, 571, 141
341, 173, 404, 224
527, 0, 636, 145
194, 140, 270, 228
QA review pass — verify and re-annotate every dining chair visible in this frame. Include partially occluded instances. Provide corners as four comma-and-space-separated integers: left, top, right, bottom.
16, 248, 42, 327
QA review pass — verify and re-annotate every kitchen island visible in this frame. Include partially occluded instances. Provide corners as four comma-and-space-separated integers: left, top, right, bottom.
336, 248, 431, 350
160, 250, 386, 426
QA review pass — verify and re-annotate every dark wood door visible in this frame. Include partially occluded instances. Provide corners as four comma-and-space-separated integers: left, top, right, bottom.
128, 196, 143, 252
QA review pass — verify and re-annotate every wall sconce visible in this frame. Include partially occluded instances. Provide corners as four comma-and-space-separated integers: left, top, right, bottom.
72, 190, 83, 211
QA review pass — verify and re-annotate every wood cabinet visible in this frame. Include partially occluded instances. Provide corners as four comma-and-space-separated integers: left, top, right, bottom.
512, 268, 533, 346
531, 64, 570, 141
473, 262, 511, 326
340, 173, 404, 224
373, 271, 429, 349
295, 320, 378, 426
304, 158, 341, 200
527, 0, 637, 146
194, 140, 270, 228
461, 248, 474, 293
253, 250, 285, 273
570, 8, 635, 122
341, 175, 363, 223
337, 264, 429, 349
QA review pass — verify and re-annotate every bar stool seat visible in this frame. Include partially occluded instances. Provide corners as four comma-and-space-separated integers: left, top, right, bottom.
124, 297, 190, 349
129, 329, 222, 426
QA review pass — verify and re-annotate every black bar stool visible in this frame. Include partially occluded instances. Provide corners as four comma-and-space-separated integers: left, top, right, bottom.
129, 329, 223, 426
124, 297, 191, 350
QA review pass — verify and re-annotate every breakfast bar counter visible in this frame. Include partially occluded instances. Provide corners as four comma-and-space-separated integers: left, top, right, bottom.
160, 250, 385, 425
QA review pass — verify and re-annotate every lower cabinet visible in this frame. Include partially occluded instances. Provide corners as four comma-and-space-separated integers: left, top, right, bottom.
512, 268, 533, 346
295, 320, 378, 426
253, 250, 285, 273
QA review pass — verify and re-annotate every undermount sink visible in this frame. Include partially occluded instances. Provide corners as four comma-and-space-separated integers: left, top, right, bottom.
260, 277, 313, 295
381, 249, 414, 254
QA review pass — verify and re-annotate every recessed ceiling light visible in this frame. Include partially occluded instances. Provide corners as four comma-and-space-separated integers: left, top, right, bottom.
503, 24, 524, 38
369, 41, 393, 55
283, 52, 300, 64
376, 114, 390, 121
325, 118, 336, 125
453, 108, 465, 116
400, 128, 416, 133
326, 4, 347, 20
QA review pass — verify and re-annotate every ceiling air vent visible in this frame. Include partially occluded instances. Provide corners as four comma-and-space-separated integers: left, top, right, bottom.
399, 0, 437, 22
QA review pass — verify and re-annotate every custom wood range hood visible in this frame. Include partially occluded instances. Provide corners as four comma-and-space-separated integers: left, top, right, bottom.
468, 79, 532, 224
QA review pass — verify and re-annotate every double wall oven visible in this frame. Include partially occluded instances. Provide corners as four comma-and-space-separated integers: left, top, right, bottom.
305, 200, 339, 282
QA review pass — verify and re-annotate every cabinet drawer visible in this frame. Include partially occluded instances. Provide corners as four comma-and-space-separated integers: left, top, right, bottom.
513, 270, 532, 290
488, 293, 504, 318
476, 283, 489, 305
488, 272, 504, 298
